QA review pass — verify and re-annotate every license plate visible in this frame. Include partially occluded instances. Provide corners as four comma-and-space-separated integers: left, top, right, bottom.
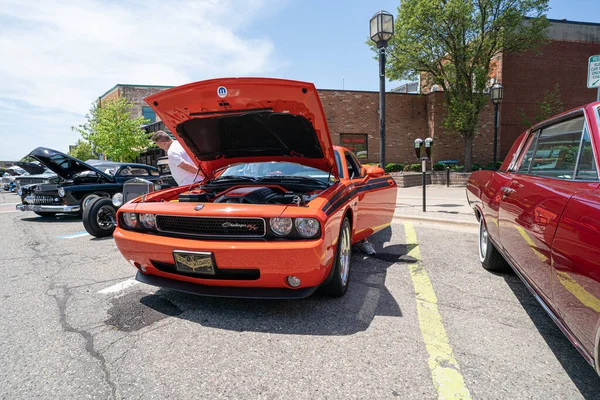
173, 251, 216, 275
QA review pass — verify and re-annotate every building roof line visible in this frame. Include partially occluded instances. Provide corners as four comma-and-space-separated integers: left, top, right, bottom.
546, 18, 600, 27
99, 84, 175, 100
317, 88, 419, 95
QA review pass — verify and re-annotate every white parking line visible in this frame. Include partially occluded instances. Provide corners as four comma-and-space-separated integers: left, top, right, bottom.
57, 231, 90, 239
98, 278, 139, 294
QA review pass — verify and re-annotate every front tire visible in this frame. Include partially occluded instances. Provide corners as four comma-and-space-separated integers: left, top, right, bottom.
83, 198, 116, 238
479, 216, 509, 272
322, 217, 352, 296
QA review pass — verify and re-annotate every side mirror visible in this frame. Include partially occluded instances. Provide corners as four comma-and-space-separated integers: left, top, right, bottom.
366, 166, 385, 178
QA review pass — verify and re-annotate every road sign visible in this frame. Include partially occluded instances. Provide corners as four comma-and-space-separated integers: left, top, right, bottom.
588, 55, 600, 89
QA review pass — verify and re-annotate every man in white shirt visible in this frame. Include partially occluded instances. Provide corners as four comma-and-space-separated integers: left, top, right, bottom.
151, 131, 203, 185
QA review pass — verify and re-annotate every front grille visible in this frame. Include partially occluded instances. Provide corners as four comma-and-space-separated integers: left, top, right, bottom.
156, 215, 266, 238
17, 178, 47, 185
151, 260, 260, 280
28, 195, 60, 205
1, 177, 11, 184
36, 184, 58, 191
123, 180, 153, 203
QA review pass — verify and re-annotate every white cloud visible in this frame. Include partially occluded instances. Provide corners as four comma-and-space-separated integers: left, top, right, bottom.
0, 0, 281, 159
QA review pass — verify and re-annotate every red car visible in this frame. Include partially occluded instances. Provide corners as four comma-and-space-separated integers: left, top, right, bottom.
467, 101, 600, 373
113, 78, 397, 299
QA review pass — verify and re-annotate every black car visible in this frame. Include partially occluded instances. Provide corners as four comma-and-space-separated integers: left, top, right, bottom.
16, 147, 160, 217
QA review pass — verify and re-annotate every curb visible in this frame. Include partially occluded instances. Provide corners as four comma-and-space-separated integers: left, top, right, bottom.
392, 214, 478, 228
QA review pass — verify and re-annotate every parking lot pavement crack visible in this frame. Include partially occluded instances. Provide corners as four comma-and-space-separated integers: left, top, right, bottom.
109, 320, 175, 368
49, 285, 120, 400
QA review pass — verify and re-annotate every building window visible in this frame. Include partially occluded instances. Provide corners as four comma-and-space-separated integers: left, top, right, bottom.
340, 134, 368, 160
142, 106, 156, 124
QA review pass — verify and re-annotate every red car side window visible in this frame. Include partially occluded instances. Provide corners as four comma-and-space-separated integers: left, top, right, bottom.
516, 130, 540, 173
529, 116, 585, 179
575, 126, 599, 181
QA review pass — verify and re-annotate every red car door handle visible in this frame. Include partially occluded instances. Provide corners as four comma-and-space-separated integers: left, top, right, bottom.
501, 187, 516, 198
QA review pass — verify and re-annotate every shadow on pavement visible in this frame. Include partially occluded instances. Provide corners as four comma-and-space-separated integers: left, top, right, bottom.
503, 274, 600, 398
20, 215, 82, 223
90, 236, 114, 241
126, 226, 415, 336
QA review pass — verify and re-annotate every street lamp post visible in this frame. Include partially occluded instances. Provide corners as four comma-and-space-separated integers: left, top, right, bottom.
490, 82, 504, 166
370, 10, 394, 169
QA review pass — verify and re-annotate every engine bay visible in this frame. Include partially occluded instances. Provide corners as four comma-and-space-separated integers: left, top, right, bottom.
177, 185, 320, 206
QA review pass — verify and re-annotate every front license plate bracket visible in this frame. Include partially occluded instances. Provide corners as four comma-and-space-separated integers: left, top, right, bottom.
173, 250, 216, 276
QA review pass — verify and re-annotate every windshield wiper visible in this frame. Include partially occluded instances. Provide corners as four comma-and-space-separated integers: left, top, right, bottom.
210, 175, 258, 183
258, 175, 329, 188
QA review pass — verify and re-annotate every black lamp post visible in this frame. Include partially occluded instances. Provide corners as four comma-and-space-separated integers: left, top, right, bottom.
370, 10, 394, 168
490, 82, 504, 166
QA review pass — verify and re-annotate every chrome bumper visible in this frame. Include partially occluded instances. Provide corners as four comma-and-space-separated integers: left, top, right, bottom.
16, 204, 81, 213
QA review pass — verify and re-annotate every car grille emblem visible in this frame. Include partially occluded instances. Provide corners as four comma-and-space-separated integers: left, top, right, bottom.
222, 222, 258, 231
194, 204, 204, 211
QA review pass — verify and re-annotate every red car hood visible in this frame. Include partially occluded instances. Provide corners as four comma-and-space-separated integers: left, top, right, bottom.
145, 78, 338, 179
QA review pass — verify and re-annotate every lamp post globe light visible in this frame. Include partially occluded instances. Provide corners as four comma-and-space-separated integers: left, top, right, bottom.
489, 82, 504, 166
370, 10, 394, 168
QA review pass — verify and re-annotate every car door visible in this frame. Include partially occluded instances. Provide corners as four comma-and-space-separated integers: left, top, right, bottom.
498, 114, 594, 303
550, 111, 600, 353
342, 151, 395, 240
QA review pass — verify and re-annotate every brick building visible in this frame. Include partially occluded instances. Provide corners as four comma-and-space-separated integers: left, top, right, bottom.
97, 19, 600, 167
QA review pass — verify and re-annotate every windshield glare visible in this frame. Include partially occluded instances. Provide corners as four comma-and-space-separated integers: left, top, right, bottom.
219, 162, 331, 183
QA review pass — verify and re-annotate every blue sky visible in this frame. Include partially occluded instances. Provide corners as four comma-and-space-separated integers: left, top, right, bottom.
0, 0, 597, 160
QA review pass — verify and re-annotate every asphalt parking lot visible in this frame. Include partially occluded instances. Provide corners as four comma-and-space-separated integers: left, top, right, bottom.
1, 189, 599, 399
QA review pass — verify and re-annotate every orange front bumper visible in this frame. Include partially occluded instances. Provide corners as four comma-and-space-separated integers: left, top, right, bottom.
113, 228, 336, 296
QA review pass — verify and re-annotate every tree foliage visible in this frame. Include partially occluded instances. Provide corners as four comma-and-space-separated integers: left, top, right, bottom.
68, 139, 96, 161
382, 0, 549, 170
72, 97, 151, 162
517, 83, 563, 127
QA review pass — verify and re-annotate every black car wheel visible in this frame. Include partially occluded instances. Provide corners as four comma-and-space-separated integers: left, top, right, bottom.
322, 217, 352, 296
34, 211, 56, 217
83, 198, 116, 237
479, 216, 510, 272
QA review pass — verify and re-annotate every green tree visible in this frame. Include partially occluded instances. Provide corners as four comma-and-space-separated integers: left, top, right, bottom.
68, 139, 96, 161
517, 83, 563, 127
72, 97, 151, 162
381, 0, 549, 171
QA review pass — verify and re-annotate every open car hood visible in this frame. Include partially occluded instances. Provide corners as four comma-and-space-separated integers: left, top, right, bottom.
27, 147, 114, 181
14, 162, 46, 175
144, 78, 338, 179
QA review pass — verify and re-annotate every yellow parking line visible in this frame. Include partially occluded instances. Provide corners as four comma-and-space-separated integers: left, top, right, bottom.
404, 222, 472, 400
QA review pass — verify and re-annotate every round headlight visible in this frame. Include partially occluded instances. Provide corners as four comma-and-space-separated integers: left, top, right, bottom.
139, 213, 156, 230
58, 187, 65, 197
270, 217, 293, 236
295, 218, 320, 238
112, 193, 123, 207
122, 212, 138, 228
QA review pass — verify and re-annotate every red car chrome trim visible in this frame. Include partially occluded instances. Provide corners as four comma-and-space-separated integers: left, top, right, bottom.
490, 236, 595, 367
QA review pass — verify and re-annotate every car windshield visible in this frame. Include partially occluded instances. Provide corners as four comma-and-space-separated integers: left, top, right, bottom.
217, 162, 332, 184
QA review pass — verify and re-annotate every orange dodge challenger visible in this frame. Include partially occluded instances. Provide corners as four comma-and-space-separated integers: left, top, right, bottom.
114, 78, 397, 299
